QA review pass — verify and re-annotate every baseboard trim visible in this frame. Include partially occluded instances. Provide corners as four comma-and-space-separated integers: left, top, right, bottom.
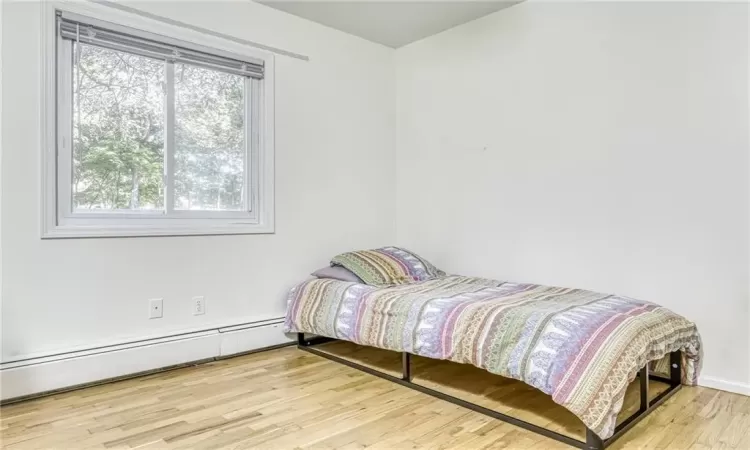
699, 376, 750, 396
0, 319, 293, 401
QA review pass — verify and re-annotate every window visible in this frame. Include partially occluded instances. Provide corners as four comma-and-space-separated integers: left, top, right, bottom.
42, 8, 274, 238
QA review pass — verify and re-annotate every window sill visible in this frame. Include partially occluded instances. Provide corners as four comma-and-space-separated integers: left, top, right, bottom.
41, 222, 275, 239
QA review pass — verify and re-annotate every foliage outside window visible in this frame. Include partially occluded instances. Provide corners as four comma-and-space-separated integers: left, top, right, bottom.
45, 9, 274, 238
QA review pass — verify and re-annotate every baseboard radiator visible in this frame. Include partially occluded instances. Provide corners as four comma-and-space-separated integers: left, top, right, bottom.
0, 318, 293, 403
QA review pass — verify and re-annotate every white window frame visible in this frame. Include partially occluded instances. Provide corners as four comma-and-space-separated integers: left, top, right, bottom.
40, 1, 275, 238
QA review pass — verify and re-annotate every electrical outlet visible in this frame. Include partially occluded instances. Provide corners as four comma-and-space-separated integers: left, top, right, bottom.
149, 298, 163, 319
192, 296, 205, 316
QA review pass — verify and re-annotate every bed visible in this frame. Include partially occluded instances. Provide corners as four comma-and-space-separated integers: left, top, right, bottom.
284, 249, 702, 449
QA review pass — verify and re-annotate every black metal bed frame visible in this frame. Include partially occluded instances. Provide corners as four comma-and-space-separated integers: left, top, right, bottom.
297, 333, 683, 450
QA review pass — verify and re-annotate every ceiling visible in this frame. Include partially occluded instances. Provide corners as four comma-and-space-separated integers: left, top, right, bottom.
256, 1, 520, 48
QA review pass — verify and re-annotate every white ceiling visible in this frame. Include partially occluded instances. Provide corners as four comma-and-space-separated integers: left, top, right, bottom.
256, 1, 520, 48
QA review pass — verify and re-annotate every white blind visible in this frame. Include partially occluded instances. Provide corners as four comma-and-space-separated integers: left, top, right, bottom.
57, 12, 264, 79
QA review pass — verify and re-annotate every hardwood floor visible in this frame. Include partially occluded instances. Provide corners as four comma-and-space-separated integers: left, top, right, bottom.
1, 341, 748, 449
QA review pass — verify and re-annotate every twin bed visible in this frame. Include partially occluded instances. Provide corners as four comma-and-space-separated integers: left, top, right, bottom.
284, 247, 702, 449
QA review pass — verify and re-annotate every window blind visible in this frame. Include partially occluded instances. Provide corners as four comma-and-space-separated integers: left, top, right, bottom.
57, 11, 264, 79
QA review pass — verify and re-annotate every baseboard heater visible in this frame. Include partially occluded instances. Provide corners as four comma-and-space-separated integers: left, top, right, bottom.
0, 317, 292, 404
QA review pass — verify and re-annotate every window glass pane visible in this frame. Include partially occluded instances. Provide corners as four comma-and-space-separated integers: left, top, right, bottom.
174, 63, 245, 211
73, 43, 165, 211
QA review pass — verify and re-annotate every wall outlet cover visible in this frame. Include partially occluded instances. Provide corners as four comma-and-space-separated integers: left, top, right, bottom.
149, 298, 163, 319
193, 296, 205, 316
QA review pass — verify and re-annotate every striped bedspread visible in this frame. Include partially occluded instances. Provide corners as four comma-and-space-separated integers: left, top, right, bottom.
284, 276, 702, 439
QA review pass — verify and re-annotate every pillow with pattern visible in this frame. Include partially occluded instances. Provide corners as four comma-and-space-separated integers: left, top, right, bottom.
331, 247, 444, 286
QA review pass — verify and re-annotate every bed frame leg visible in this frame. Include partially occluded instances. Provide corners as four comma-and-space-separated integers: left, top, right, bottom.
670, 350, 681, 386
402, 352, 412, 382
297, 332, 306, 346
586, 428, 605, 450
640, 364, 649, 412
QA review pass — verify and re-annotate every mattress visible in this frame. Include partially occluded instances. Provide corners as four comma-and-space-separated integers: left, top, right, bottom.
284, 275, 702, 439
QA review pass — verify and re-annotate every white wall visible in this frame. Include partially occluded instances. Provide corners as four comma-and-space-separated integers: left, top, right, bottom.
1, 1, 396, 361
395, 2, 750, 390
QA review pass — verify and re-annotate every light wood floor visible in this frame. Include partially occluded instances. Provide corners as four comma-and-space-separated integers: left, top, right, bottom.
1, 342, 748, 449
